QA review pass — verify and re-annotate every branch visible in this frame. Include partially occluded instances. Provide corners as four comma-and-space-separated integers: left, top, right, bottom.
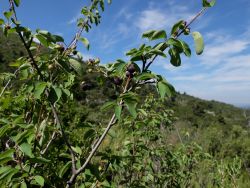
66, 76, 132, 187
144, 7, 208, 71
66, 114, 117, 187
9, 0, 77, 172
41, 131, 57, 155
0, 68, 19, 97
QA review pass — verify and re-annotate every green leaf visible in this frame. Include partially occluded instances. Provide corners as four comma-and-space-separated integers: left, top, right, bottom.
115, 105, 122, 120
20, 182, 27, 188
203, 0, 216, 7
59, 161, 72, 178
125, 102, 137, 118
69, 58, 84, 75
34, 34, 49, 47
20, 143, 34, 158
142, 30, 155, 39
14, 0, 20, 7
4, 11, 13, 20
0, 19, 4, 25
34, 82, 47, 99
192, 31, 204, 55
0, 124, 11, 137
72, 146, 82, 155
180, 40, 191, 57
101, 101, 116, 111
0, 167, 18, 182
52, 34, 64, 42
80, 37, 90, 50
34, 175, 44, 186
149, 49, 166, 57
49, 86, 62, 104
167, 38, 182, 48
28, 157, 51, 164
135, 72, 156, 81
150, 30, 167, 40
171, 20, 184, 35
168, 48, 181, 66
157, 81, 172, 98
0, 149, 15, 159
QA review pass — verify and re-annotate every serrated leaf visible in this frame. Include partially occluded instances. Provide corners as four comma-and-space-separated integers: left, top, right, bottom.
20, 143, 34, 158
59, 161, 72, 178
80, 37, 90, 50
115, 105, 122, 120
192, 31, 204, 55
34, 175, 44, 186
203, 0, 216, 7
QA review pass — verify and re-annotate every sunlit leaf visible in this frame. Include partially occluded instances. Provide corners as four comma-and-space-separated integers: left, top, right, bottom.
80, 37, 90, 50
34, 175, 44, 186
192, 31, 204, 55
203, 0, 216, 7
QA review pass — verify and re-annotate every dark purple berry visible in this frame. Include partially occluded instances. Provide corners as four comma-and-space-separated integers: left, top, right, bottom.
113, 77, 123, 85
127, 64, 136, 73
126, 71, 132, 77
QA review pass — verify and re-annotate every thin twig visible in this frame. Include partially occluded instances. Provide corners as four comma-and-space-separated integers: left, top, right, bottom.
0, 68, 19, 97
9, 0, 77, 171
66, 114, 117, 187
144, 7, 208, 71
41, 131, 57, 155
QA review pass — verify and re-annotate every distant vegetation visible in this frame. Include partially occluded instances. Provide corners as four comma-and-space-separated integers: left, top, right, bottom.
1, 0, 250, 187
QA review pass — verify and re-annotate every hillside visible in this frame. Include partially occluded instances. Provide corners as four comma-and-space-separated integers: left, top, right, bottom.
1, 31, 250, 186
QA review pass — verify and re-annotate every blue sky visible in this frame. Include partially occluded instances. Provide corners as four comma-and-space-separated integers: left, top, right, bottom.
1, 0, 250, 107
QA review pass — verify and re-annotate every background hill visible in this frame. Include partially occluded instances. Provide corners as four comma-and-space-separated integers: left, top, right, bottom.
1, 31, 250, 186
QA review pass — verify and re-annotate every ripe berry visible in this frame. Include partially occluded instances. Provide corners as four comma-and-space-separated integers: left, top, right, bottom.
5, 25, 11, 30
72, 50, 77, 55
113, 77, 123, 85
126, 71, 131, 77
127, 63, 136, 73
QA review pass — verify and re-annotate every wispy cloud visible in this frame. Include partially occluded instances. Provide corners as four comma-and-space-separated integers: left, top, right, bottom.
134, 2, 193, 32
68, 13, 81, 25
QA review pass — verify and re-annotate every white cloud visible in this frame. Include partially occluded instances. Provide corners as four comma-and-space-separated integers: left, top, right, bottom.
68, 13, 81, 25
136, 9, 168, 31
134, 2, 194, 32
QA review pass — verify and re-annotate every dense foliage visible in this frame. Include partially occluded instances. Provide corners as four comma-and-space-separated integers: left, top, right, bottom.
1, 0, 250, 187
